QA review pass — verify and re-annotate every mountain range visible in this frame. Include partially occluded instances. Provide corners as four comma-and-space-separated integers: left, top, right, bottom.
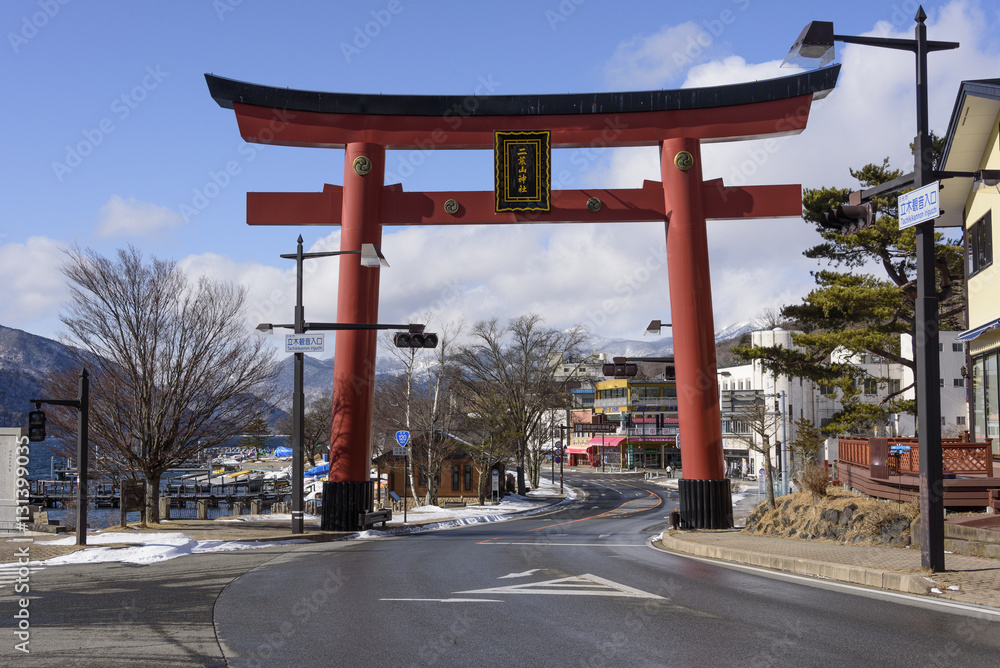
1, 322, 751, 430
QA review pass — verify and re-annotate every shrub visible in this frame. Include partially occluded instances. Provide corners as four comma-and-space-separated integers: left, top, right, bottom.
798, 463, 830, 497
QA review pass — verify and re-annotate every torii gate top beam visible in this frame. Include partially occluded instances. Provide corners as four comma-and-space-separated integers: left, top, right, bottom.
205, 66, 839, 150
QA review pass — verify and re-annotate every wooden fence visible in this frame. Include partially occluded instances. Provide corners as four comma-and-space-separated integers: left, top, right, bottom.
838, 437, 993, 478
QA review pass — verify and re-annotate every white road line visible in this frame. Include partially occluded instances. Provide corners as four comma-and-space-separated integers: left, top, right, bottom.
380, 598, 503, 603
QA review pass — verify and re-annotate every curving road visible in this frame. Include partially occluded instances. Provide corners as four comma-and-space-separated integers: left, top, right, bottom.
215, 472, 1000, 668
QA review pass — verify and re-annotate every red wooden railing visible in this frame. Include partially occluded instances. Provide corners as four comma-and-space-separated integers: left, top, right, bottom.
838, 437, 994, 477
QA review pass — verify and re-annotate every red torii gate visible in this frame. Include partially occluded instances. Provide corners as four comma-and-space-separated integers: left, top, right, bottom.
206, 66, 839, 529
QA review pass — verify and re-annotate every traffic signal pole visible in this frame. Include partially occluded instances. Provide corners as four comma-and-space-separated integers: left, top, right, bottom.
30, 368, 89, 545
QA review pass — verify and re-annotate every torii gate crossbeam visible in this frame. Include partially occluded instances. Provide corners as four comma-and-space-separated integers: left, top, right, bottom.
206, 66, 839, 530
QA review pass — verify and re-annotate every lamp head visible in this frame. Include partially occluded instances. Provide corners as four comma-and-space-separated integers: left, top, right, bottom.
360, 243, 389, 268
782, 21, 836, 68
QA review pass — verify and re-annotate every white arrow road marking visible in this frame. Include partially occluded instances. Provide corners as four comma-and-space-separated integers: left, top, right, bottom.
455, 573, 665, 599
499, 569, 541, 579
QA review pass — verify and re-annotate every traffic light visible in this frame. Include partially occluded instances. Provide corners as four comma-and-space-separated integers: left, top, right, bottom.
602, 357, 637, 377
819, 202, 877, 233
28, 410, 46, 442
393, 332, 439, 348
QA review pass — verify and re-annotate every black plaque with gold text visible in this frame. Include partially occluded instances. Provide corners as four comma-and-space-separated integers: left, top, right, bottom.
494, 131, 551, 212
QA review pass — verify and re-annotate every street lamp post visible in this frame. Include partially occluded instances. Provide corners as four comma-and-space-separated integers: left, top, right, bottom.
261, 236, 387, 534
784, 7, 959, 571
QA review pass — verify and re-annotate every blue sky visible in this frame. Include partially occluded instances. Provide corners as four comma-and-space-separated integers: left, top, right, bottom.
3, 0, 1000, 353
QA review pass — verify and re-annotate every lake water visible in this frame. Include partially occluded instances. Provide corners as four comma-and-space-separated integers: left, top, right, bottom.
20, 438, 290, 530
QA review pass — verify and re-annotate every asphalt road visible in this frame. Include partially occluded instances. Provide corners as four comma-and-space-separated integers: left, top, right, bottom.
5, 472, 1000, 667
216, 472, 1000, 668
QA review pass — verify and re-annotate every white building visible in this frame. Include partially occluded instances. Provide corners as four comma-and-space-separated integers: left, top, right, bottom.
900, 331, 970, 438
717, 328, 967, 476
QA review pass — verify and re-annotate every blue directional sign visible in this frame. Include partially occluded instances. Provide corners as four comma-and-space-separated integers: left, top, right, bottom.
395, 430, 410, 448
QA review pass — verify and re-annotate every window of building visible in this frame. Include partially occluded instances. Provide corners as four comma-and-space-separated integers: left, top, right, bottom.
969, 210, 993, 276
938, 343, 943, 352
957, 416, 966, 426
464, 464, 473, 491
954, 378, 965, 388
889, 379, 901, 394
820, 383, 834, 396
939, 378, 945, 388
953, 342, 963, 352
452, 465, 460, 491
863, 378, 877, 395
942, 416, 947, 426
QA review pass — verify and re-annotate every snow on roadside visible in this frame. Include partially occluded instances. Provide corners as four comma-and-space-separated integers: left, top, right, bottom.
15, 476, 574, 565
32, 532, 312, 566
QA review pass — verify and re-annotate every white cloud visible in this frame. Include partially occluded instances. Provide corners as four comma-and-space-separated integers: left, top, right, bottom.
584, 0, 1000, 331
0, 236, 69, 331
96, 195, 185, 239
603, 22, 722, 89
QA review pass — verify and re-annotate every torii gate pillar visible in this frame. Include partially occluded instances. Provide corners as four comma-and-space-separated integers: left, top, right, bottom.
662, 138, 731, 528
330, 143, 385, 483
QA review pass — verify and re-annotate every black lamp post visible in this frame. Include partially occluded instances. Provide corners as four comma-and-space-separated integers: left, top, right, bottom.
259, 235, 387, 534
784, 7, 959, 571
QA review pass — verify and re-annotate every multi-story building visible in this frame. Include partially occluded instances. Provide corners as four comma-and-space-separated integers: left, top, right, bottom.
718, 328, 966, 477
590, 376, 679, 468
939, 78, 1000, 452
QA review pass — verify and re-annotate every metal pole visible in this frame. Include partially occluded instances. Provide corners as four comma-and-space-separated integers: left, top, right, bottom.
781, 390, 788, 495
292, 235, 305, 534
75, 369, 89, 546
403, 451, 408, 523
912, 7, 944, 572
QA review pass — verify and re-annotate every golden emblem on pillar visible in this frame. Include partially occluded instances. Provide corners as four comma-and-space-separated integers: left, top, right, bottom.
444, 199, 460, 215
674, 151, 694, 171
353, 156, 372, 176
587, 197, 602, 212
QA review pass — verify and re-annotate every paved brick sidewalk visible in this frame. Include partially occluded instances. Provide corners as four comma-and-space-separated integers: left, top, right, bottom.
656, 529, 1000, 608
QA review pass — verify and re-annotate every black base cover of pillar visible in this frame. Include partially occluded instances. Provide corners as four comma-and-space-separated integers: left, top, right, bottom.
321, 480, 375, 532
678, 478, 733, 529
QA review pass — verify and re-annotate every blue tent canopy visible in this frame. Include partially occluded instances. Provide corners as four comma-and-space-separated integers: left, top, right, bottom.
273, 445, 293, 458
305, 462, 329, 477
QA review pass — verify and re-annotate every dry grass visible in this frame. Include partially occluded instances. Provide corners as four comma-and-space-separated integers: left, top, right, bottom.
744, 486, 920, 546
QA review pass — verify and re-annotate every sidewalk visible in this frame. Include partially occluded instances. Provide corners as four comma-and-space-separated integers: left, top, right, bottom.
648, 481, 1000, 609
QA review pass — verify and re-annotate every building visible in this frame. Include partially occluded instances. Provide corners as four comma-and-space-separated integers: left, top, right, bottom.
939, 78, 1000, 451
589, 376, 679, 469
718, 328, 967, 478
900, 331, 971, 438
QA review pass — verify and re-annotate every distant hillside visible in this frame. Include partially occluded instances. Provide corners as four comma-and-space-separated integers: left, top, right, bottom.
0, 324, 288, 430
0, 325, 83, 429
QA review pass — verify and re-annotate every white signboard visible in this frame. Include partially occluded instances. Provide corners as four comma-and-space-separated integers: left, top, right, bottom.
491, 469, 499, 492
1, 428, 27, 530
393, 446, 408, 457
285, 333, 325, 353
898, 181, 940, 230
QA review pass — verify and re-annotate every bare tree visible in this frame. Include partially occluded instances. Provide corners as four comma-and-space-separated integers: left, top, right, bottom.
727, 396, 782, 509
377, 320, 464, 505
454, 314, 584, 495
54, 245, 277, 524
275, 394, 332, 466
